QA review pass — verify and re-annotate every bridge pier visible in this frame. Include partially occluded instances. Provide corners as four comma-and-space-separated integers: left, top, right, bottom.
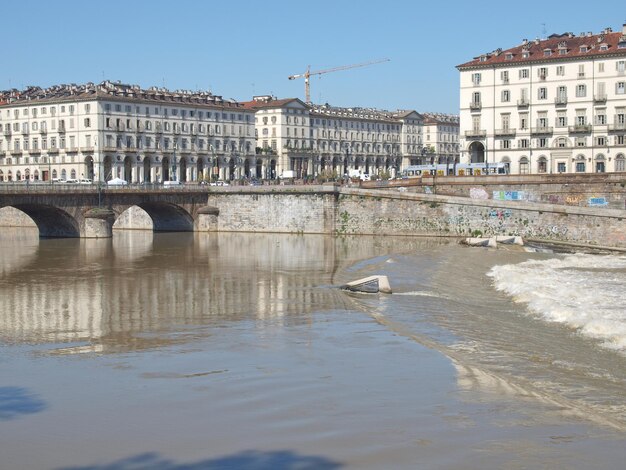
83, 208, 116, 238
196, 206, 220, 232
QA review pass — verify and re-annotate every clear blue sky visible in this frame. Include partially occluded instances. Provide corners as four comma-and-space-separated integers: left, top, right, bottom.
3, 0, 625, 114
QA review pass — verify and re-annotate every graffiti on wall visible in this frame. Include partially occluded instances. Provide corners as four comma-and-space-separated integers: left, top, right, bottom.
493, 191, 527, 201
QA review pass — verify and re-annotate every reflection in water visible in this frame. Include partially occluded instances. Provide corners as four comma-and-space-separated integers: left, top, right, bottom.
0, 230, 441, 352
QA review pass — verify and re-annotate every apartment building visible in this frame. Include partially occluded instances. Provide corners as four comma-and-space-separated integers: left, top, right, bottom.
458, 24, 626, 174
0, 81, 257, 183
421, 112, 460, 164
243, 96, 423, 178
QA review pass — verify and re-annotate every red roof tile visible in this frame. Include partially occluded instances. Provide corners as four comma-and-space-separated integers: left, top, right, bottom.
458, 30, 626, 69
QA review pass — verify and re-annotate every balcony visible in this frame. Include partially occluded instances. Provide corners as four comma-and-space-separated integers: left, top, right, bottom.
469, 101, 482, 111
464, 129, 486, 138
554, 96, 568, 106
517, 99, 529, 108
58, 124, 66, 133
80, 146, 95, 153
29, 148, 41, 154
494, 128, 517, 137
594, 94, 607, 103
66, 147, 79, 154
531, 126, 553, 135
608, 123, 626, 133
47, 147, 59, 154
3, 128, 11, 136
39, 127, 47, 134
569, 124, 592, 134
102, 146, 117, 153
10, 149, 23, 156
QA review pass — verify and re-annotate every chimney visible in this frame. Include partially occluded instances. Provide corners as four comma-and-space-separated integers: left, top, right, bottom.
623, 23, 626, 35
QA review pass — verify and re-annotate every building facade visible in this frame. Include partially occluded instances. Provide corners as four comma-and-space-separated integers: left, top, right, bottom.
421, 112, 460, 164
0, 81, 258, 183
243, 96, 423, 178
458, 25, 626, 174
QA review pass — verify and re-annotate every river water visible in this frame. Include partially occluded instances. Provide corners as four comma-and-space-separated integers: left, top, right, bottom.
1, 228, 625, 469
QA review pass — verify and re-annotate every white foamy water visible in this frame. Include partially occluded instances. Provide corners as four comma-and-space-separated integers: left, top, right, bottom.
488, 254, 626, 352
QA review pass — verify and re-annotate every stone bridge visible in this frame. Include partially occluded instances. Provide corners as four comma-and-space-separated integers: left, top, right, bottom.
1, 182, 626, 249
0, 184, 219, 238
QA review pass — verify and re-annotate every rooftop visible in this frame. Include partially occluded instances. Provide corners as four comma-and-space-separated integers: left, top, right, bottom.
0, 81, 246, 109
458, 25, 626, 69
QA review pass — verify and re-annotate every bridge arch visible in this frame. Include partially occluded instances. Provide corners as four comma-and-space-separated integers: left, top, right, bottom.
117, 202, 194, 232
8, 204, 80, 237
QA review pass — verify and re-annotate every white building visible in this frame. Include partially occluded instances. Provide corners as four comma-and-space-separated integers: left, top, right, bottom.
0, 81, 258, 183
243, 96, 423, 178
458, 24, 626, 174
421, 112, 460, 164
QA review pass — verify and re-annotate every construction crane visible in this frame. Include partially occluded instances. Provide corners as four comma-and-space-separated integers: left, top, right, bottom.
288, 58, 390, 103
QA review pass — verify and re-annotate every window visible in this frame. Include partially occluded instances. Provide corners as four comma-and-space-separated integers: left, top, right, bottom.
616, 155, 625, 171
576, 84, 586, 97
519, 157, 529, 174
538, 158, 547, 173
519, 114, 528, 130
543, 49, 552, 57
519, 139, 529, 148
617, 60, 626, 73
578, 64, 585, 78
538, 87, 547, 100
501, 90, 510, 102
519, 69, 529, 79
538, 67, 548, 79
501, 71, 509, 83
557, 112, 567, 127
576, 161, 586, 172
617, 82, 625, 94
596, 113, 606, 125
557, 162, 566, 173
501, 140, 511, 149
576, 137, 586, 147
472, 91, 481, 104
538, 138, 548, 148
599, 62, 605, 73
556, 65, 565, 76
84, 118, 91, 128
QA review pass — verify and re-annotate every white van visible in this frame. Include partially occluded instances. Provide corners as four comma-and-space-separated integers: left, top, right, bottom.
79, 179, 93, 185
163, 180, 182, 187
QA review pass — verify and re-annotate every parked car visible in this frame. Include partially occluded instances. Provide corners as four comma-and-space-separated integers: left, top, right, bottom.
163, 180, 182, 187
79, 179, 93, 184
107, 178, 128, 186
65, 178, 79, 184
210, 181, 229, 186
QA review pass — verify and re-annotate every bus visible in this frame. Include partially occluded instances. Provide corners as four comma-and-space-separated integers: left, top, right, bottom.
401, 162, 509, 178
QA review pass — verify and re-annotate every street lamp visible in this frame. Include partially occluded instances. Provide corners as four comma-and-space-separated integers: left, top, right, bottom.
172, 140, 177, 182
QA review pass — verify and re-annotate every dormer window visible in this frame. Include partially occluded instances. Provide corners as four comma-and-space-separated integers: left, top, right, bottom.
559, 48, 568, 55
522, 51, 529, 59
580, 45, 588, 53
505, 53, 514, 60
543, 49, 552, 57
599, 43, 608, 51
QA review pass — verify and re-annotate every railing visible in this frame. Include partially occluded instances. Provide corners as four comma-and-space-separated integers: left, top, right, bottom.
469, 101, 482, 111
494, 128, 516, 137
608, 123, 626, 132
464, 129, 486, 138
517, 99, 529, 107
531, 126, 553, 135
594, 94, 607, 103
568, 124, 592, 133
554, 96, 568, 105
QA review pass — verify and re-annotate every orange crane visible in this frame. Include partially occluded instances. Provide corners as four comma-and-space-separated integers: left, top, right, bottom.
288, 58, 390, 103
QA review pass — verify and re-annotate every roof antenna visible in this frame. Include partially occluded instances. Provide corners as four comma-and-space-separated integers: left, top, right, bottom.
542, 23, 547, 39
